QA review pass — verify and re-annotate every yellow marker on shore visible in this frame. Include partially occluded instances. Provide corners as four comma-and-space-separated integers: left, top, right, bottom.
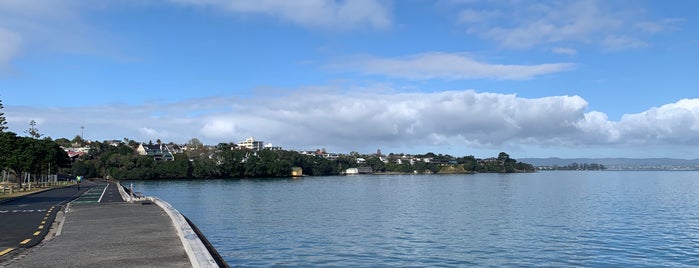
0, 247, 15, 256
20, 239, 31, 245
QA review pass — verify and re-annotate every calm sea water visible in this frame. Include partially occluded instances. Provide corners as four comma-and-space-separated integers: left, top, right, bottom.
128, 171, 699, 267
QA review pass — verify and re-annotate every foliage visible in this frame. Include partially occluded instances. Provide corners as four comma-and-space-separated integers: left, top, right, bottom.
72, 142, 339, 180
25, 120, 43, 139
0, 132, 71, 181
0, 98, 7, 132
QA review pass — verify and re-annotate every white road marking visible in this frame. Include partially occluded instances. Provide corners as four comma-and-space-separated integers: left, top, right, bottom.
98, 184, 109, 203
0, 209, 47, 213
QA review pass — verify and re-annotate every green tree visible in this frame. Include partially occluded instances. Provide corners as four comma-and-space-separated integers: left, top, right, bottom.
0, 98, 8, 132
497, 152, 510, 162
25, 120, 42, 139
72, 135, 85, 146
366, 157, 386, 172
192, 158, 218, 178
0, 133, 69, 184
54, 138, 71, 148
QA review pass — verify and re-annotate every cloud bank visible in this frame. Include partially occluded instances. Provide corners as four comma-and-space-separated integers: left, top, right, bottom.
331, 52, 575, 80
169, 0, 392, 30
0, 27, 22, 68
456, 0, 683, 51
5, 90, 699, 155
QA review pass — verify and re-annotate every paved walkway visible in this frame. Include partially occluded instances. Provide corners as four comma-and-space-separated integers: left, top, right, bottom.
2, 183, 192, 267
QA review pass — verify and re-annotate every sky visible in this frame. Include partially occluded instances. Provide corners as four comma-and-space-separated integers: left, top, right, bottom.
0, 0, 698, 159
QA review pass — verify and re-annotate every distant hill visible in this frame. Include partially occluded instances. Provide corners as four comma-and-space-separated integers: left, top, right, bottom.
519, 158, 699, 170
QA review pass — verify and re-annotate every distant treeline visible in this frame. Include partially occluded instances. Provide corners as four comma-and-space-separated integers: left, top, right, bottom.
72, 143, 335, 179
70, 142, 535, 180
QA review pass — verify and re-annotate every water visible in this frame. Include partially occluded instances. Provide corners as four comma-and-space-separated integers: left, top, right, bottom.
128, 171, 699, 267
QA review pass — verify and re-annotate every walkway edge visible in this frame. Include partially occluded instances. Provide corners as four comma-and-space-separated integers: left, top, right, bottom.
116, 182, 130, 201
147, 196, 218, 268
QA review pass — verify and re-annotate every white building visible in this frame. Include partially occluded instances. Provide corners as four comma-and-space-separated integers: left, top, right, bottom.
345, 167, 373, 175
237, 137, 264, 151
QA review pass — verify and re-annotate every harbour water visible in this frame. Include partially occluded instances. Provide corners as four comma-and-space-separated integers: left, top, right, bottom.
128, 171, 699, 267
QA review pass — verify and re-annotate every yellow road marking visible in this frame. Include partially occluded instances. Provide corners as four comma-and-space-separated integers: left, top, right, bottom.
20, 239, 31, 245
0, 247, 15, 256
40, 221, 46, 224
38, 225, 44, 229
33, 231, 41, 236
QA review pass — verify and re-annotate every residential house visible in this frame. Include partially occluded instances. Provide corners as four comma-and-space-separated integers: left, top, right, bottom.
63, 147, 91, 160
137, 143, 175, 161
165, 143, 185, 154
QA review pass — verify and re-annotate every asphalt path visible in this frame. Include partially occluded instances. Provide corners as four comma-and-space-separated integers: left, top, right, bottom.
0, 180, 103, 257
101, 181, 126, 203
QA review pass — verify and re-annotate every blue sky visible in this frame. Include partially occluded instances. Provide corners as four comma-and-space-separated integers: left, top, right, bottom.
1, 0, 698, 158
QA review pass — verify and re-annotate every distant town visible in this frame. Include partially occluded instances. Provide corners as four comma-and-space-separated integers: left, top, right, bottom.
4, 125, 698, 188
57, 135, 536, 179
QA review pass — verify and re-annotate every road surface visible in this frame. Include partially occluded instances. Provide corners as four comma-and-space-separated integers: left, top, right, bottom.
0, 180, 120, 257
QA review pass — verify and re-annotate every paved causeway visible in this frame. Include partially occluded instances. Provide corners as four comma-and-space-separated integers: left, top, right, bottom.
1, 181, 192, 267
0, 182, 92, 255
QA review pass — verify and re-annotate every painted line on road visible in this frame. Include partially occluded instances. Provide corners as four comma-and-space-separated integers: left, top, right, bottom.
19, 239, 31, 245
0, 247, 14, 256
33, 231, 40, 236
98, 183, 109, 203
38, 225, 44, 230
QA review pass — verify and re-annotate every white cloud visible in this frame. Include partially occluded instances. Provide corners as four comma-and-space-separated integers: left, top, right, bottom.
5, 90, 699, 155
635, 18, 684, 34
138, 127, 161, 138
551, 47, 577, 56
201, 118, 236, 139
169, 0, 391, 30
616, 99, 699, 144
0, 27, 22, 68
456, 0, 682, 51
457, 9, 500, 24
601, 35, 648, 51
332, 52, 575, 80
